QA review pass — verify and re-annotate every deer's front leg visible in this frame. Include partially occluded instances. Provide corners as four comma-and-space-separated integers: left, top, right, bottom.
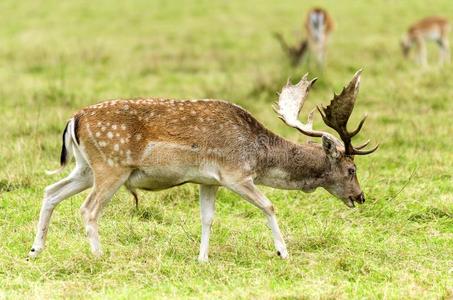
416, 39, 428, 66
198, 185, 218, 262
226, 178, 288, 259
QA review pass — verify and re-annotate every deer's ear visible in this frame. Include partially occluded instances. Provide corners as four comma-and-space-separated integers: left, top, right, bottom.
322, 135, 340, 159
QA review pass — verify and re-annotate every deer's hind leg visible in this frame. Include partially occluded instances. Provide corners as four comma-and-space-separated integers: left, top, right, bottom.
29, 162, 93, 258
80, 165, 131, 257
438, 37, 450, 65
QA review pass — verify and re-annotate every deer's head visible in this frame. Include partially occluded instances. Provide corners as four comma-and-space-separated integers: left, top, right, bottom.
400, 35, 411, 57
273, 70, 378, 208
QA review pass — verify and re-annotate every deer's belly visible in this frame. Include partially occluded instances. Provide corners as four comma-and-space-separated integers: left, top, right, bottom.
126, 164, 221, 191
424, 30, 441, 41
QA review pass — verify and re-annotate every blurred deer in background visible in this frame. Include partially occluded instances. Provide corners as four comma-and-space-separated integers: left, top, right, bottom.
29, 70, 377, 262
305, 7, 334, 67
275, 7, 334, 68
401, 16, 450, 66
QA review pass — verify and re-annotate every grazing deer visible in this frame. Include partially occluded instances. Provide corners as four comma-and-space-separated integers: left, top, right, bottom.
401, 16, 450, 66
275, 7, 334, 67
29, 70, 377, 262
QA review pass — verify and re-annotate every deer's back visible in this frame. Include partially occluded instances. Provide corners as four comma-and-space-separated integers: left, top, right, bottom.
409, 16, 449, 35
74, 99, 278, 170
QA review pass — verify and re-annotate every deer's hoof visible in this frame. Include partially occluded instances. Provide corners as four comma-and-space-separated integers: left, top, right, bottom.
277, 249, 289, 259
92, 250, 103, 258
198, 256, 209, 263
28, 247, 43, 259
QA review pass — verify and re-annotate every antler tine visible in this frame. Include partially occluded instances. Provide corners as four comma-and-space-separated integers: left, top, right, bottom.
351, 143, 379, 155
297, 73, 309, 85
354, 139, 370, 150
316, 105, 327, 124
350, 114, 367, 137
307, 108, 315, 127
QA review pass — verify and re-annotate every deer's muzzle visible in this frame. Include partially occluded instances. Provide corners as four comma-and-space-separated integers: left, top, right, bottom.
354, 193, 365, 204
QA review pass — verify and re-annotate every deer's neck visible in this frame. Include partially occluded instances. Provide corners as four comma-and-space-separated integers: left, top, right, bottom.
255, 138, 330, 192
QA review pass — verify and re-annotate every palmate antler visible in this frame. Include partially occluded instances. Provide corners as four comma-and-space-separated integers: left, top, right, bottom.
317, 70, 379, 155
273, 70, 378, 156
273, 74, 342, 145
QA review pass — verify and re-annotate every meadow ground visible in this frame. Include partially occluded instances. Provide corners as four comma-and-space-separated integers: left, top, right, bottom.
0, 1, 452, 299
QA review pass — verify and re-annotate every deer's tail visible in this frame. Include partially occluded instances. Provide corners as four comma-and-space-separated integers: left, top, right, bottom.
46, 117, 78, 175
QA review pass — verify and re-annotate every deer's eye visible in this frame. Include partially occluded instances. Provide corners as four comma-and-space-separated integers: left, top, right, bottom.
348, 168, 356, 176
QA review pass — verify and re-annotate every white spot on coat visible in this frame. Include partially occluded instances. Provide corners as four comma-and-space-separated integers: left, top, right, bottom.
126, 150, 132, 164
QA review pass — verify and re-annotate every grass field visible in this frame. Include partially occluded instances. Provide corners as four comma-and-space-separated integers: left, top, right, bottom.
0, 0, 452, 299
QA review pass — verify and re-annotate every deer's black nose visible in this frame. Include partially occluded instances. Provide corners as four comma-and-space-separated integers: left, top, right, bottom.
355, 193, 365, 204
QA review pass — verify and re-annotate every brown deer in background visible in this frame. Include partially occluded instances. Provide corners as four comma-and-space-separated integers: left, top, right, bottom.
29, 70, 377, 262
401, 16, 450, 66
275, 7, 334, 67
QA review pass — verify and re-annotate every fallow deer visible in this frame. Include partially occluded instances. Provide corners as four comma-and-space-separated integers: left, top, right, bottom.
275, 7, 334, 67
29, 70, 377, 262
401, 16, 450, 66
304, 7, 334, 67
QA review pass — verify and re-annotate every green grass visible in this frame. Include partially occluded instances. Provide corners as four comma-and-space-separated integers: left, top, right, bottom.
0, 0, 452, 299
